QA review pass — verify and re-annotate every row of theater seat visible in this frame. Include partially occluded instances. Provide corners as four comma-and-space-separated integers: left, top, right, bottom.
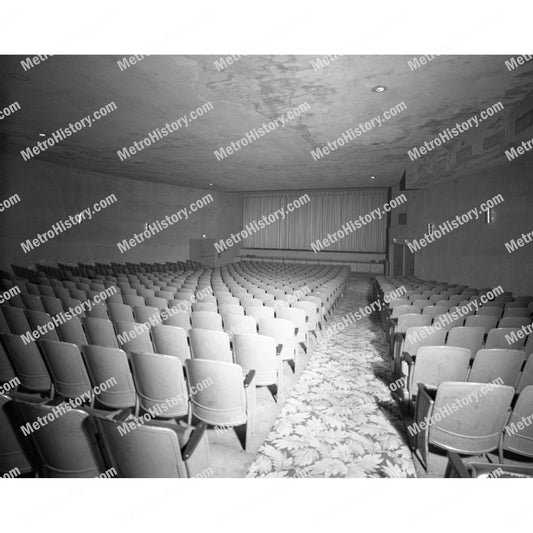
374, 275, 533, 475
0, 261, 350, 477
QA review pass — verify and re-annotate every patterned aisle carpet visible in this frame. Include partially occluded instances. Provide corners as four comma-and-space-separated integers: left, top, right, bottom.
247, 277, 417, 478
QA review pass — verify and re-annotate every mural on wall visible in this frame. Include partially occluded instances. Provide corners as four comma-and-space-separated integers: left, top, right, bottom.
407, 91, 533, 189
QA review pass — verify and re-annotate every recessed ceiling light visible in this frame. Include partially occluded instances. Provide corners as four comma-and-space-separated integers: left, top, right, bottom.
372, 86, 386, 93
201, 234, 206, 238
38, 133, 46, 137
370, 176, 376, 179
209, 183, 213, 186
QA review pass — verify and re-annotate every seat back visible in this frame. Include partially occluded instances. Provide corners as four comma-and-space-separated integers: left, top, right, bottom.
222, 314, 257, 336
245, 298, 263, 308
190, 328, 232, 363
502, 307, 530, 318
411, 346, 470, 396
81, 345, 136, 409
185, 359, 246, 426
2, 305, 31, 335
276, 307, 308, 341
233, 333, 278, 386
245, 306, 275, 322
15, 400, 104, 477
498, 317, 531, 329
435, 300, 454, 311
39, 340, 92, 399
106, 292, 123, 304
0, 342, 16, 384
146, 296, 168, 311
464, 315, 498, 334
175, 291, 195, 301
69, 288, 87, 301
85, 302, 109, 320
218, 304, 244, 316
123, 294, 145, 308
136, 288, 155, 299
239, 294, 254, 305
162, 308, 191, 330
413, 299, 429, 310
56, 316, 88, 346
460, 289, 478, 297
503, 385, 533, 458
391, 305, 419, 319
447, 295, 463, 304
25, 309, 60, 341
422, 305, 448, 319
107, 303, 135, 323
476, 306, 503, 319
301, 295, 324, 315
151, 325, 190, 361
95, 417, 188, 477
115, 321, 154, 355
403, 326, 447, 356
21, 293, 46, 312
41, 296, 65, 316
396, 314, 431, 334
258, 318, 296, 360
191, 311, 223, 331
446, 326, 484, 359
485, 328, 524, 350
1, 333, 51, 392
82, 317, 118, 348
513, 296, 533, 306
270, 300, 290, 314
468, 349, 525, 387
430, 382, 514, 455
133, 306, 160, 325
195, 293, 216, 304
192, 302, 218, 313
217, 294, 239, 305
61, 297, 84, 316
53, 286, 71, 299
131, 352, 188, 418
292, 301, 319, 330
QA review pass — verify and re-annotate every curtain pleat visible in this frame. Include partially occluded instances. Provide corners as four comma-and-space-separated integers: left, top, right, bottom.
243, 190, 387, 252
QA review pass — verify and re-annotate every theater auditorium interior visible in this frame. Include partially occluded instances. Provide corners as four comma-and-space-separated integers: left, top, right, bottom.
1, 52, 533, 484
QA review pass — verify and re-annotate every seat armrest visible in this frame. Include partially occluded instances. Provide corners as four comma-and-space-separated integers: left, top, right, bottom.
182, 421, 207, 460
416, 383, 436, 406
276, 344, 283, 356
243, 370, 256, 388
402, 352, 415, 365
402, 352, 416, 398
446, 452, 471, 478
411, 382, 436, 467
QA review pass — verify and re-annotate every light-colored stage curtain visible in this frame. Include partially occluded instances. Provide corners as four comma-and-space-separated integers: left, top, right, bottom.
242, 189, 388, 252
